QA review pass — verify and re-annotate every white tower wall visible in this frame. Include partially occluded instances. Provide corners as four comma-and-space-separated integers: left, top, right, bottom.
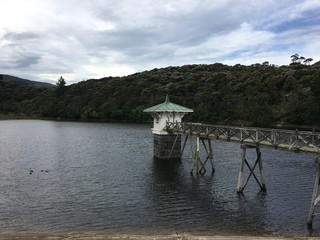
143, 96, 193, 160
152, 112, 185, 135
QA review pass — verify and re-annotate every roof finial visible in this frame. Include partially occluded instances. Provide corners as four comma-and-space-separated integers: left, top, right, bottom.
165, 94, 170, 103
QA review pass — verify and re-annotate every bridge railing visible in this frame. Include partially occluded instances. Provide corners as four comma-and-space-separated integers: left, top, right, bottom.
166, 122, 320, 153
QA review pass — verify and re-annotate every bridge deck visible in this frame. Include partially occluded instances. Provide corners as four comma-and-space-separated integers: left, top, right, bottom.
166, 122, 320, 153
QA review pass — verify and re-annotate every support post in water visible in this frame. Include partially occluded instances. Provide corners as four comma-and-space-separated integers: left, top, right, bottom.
307, 156, 320, 226
199, 138, 215, 173
189, 135, 199, 174
237, 144, 266, 193
190, 136, 214, 175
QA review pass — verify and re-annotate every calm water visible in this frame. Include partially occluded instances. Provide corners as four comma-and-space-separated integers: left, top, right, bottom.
0, 120, 319, 236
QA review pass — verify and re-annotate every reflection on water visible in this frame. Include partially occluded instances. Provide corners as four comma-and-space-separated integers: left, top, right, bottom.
149, 159, 269, 235
0, 120, 319, 236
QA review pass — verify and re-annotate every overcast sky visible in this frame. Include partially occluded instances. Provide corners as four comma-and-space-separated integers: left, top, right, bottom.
1, 0, 319, 84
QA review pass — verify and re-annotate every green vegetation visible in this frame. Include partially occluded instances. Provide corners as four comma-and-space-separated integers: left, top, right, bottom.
0, 79, 46, 117
56, 76, 66, 96
1, 60, 320, 127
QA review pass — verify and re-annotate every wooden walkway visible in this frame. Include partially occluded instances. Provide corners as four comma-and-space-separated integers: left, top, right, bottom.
166, 122, 320, 153
166, 121, 320, 226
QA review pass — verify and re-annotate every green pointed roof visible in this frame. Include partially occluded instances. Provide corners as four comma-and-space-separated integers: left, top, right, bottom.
144, 95, 193, 113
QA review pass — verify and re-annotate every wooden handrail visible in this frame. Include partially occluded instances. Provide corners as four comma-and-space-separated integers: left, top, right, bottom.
166, 122, 320, 153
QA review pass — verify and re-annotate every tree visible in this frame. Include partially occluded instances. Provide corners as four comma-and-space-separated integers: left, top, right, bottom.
56, 76, 66, 88
56, 76, 66, 96
290, 53, 300, 63
304, 58, 313, 65
290, 54, 314, 65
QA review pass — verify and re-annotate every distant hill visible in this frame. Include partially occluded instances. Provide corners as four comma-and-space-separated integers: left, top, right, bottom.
0, 74, 55, 89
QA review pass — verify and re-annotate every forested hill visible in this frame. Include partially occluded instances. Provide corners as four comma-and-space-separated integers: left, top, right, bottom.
1, 62, 320, 127
0, 74, 55, 88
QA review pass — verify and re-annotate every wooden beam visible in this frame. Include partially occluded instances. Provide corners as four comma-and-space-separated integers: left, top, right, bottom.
237, 145, 246, 193
165, 122, 320, 153
199, 138, 214, 173
237, 144, 266, 193
307, 156, 320, 226
181, 134, 189, 156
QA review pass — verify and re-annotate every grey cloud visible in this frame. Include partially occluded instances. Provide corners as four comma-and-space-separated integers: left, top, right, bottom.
3, 32, 40, 41
81, 28, 156, 58
15, 55, 41, 68
1, 0, 319, 83
86, 1, 252, 61
0, 54, 41, 69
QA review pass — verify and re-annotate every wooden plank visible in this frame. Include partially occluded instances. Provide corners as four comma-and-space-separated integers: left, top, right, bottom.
166, 122, 320, 153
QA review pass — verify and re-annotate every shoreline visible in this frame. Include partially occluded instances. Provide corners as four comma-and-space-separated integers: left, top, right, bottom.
0, 115, 318, 131
0, 233, 319, 240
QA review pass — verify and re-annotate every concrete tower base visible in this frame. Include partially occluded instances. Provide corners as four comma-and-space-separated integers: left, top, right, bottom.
153, 134, 181, 160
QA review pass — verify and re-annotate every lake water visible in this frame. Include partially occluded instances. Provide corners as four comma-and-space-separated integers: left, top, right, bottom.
0, 120, 319, 237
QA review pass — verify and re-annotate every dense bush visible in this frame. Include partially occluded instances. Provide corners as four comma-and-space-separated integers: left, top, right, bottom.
1, 62, 320, 127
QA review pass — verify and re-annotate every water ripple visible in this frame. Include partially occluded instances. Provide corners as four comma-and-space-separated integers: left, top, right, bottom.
0, 120, 317, 236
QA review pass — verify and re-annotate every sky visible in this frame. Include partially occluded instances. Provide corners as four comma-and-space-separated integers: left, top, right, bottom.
0, 0, 320, 84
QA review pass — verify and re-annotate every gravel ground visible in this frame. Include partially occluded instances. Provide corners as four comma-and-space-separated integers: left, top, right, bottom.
0, 233, 319, 240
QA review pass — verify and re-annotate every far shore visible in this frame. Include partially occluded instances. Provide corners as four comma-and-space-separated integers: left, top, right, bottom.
0, 115, 319, 131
